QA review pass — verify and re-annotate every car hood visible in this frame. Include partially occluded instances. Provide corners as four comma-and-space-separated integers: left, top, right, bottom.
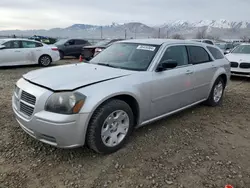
226, 53, 250, 62
23, 63, 135, 91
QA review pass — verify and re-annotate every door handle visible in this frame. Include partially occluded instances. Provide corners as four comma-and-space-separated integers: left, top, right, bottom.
186, 70, 194, 75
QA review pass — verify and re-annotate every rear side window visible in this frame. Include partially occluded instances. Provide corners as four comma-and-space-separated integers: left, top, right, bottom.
22, 41, 38, 48
187, 46, 211, 64
207, 46, 224, 59
36, 42, 43, 47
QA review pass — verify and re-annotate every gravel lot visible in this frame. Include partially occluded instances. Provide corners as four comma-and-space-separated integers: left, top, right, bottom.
0, 59, 250, 188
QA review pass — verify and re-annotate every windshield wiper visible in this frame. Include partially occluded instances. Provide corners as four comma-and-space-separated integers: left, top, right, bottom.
97, 63, 119, 68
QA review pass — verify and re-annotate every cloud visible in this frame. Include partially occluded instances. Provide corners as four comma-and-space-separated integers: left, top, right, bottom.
0, 0, 249, 30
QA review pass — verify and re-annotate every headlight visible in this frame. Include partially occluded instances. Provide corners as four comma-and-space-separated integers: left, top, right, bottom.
45, 92, 86, 114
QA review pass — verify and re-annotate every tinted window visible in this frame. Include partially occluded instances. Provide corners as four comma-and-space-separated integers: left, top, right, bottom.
36, 42, 43, 47
75, 40, 87, 45
22, 41, 39, 48
3, 41, 21, 49
160, 46, 188, 66
68, 40, 75, 45
207, 46, 224, 59
187, 46, 211, 64
90, 43, 159, 71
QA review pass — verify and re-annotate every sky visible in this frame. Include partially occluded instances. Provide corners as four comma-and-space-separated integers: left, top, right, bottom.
0, 0, 250, 30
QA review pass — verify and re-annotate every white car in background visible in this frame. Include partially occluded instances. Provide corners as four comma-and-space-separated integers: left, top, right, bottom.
0, 39, 60, 67
226, 43, 250, 77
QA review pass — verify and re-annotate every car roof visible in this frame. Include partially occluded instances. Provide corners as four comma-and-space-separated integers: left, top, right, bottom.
118, 38, 217, 48
118, 39, 192, 45
0, 38, 42, 43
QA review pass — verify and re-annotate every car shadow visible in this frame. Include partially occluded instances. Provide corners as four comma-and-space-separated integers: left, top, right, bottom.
0, 64, 40, 70
230, 76, 250, 82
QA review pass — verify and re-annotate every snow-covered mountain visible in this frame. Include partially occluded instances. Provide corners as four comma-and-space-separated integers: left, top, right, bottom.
161, 19, 250, 29
0, 20, 249, 39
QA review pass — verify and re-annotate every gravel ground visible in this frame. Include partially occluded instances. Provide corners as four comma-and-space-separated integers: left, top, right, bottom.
0, 59, 250, 188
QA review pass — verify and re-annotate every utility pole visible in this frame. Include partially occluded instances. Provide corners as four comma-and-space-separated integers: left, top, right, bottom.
158, 28, 161, 38
166, 30, 169, 38
125, 29, 127, 39
100, 26, 103, 39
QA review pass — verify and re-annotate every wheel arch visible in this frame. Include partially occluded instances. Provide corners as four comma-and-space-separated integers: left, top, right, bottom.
38, 54, 52, 63
208, 69, 228, 99
82, 93, 141, 143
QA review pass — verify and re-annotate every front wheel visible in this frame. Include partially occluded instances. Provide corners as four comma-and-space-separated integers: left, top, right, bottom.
39, 55, 52, 67
86, 99, 134, 154
205, 77, 225, 106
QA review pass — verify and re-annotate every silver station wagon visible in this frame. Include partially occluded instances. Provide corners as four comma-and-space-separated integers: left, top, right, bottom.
12, 39, 230, 154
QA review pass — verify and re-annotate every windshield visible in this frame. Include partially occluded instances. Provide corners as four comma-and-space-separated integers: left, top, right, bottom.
0, 39, 6, 45
54, 39, 68, 45
231, 45, 250, 54
94, 40, 112, 46
90, 43, 160, 71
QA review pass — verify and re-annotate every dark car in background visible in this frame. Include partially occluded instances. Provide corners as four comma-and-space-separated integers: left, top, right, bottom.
216, 42, 241, 54
215, 42, 234, 54
55, 38, 91, 59
28, 35, 57, 45
81, 39, 124, 60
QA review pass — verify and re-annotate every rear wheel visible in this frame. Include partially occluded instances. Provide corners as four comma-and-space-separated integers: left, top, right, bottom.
205, 77, 225, 106
86, 99, 134, 154
39, 55, 52, 67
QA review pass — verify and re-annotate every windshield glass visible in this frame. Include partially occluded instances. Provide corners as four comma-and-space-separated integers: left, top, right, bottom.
54, 39, 68, 45
90, 43, 160, 71
0, 39, 6, 45
231, 45, 250, 54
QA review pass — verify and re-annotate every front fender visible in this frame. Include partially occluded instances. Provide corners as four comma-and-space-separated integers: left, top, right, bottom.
77, 86, 143, 142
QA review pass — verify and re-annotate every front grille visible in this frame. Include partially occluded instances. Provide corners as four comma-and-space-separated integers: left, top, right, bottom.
230, 62, 239, 68
21, 91, 36, 105
231, 71, 250, 76
20, 102, 34, 116
239, 63, 250, 69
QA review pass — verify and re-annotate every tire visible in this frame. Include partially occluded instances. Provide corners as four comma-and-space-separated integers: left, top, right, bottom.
205, 77, 225, 106
59, 51, 64, 59
86, 99, 134, 154
39, 55, 52, 67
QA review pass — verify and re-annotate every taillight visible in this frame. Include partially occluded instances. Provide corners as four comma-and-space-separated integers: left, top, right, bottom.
51, 47, 58, 51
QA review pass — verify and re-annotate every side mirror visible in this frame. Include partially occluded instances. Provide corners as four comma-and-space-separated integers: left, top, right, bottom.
156, 59, 178, 72
224, 50, 231, 55
0, 45, 6, 50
